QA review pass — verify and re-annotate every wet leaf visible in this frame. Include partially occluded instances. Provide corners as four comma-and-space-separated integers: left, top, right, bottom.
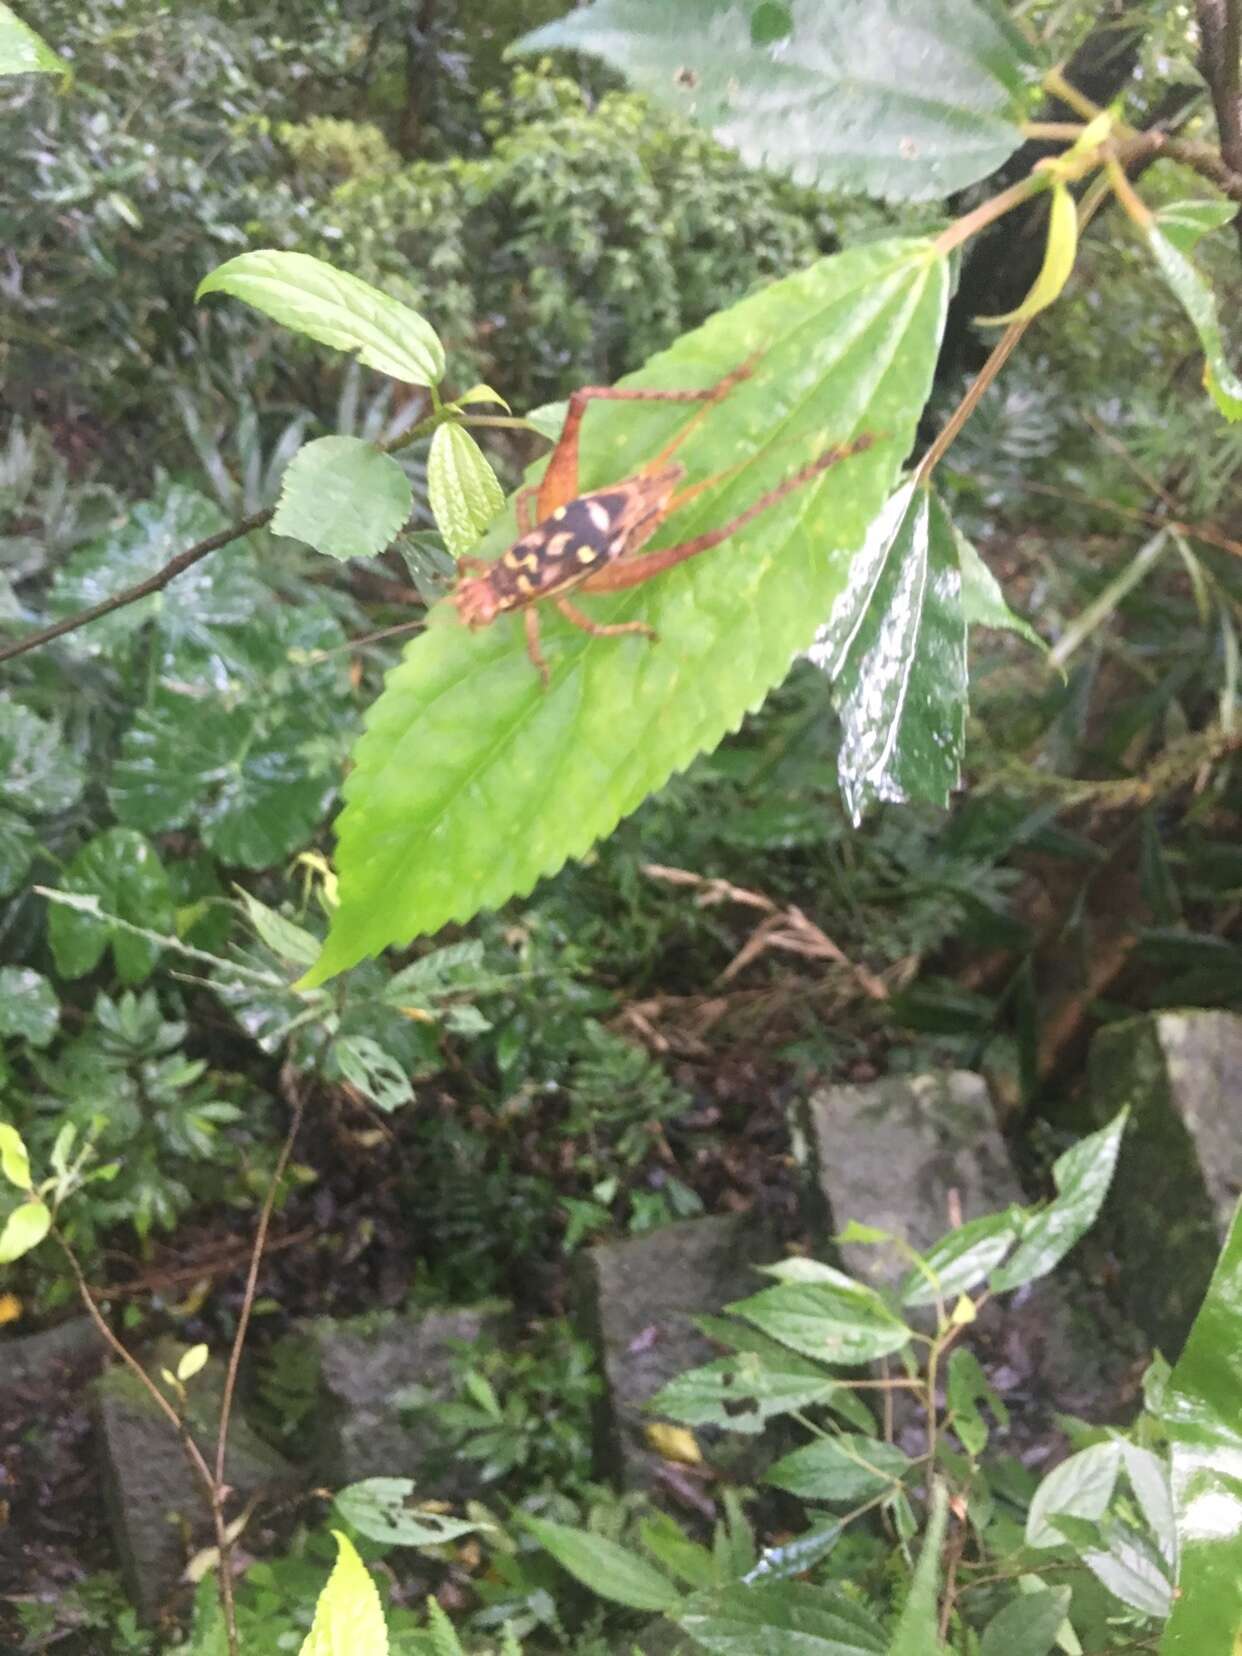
810, 482, 966, 824
0, 968, 60, 1048
47, 828, 173, 985
990, 1109, 1126, 1293
0, 701, 87, 849
515, 0, 1036, 202
899, 1209, 1024, 1307
273, 437, 412, 561
305, 238, 948, 982
198, 250, 444, 388
675, 1579, 886, 1652
1158, 1202, 1242, 1654
110, 693, 335, 868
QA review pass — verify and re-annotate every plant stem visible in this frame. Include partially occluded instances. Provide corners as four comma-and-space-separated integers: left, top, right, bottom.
932, 174, 1048, 257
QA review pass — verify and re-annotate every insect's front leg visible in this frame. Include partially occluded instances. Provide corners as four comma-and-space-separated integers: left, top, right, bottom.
553, 595, 657, 646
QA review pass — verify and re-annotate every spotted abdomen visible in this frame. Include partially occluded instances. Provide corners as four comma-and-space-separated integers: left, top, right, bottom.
486, 489, 635, 612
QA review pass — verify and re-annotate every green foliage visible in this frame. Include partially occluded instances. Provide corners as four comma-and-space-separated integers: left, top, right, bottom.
0, 1, 67, 77
306, 237, 947, 979
516, 0, 1039, 201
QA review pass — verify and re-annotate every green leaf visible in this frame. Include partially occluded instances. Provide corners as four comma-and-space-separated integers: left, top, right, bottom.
979, 1587, 1072, 1656
810, 483, 966, 824
452, 384, 511, 412
334, 1478, 485, 1548
525, 400, 568, 441
299, 1530, 388, 1656
0, 1124, 33, 1191
674, 1579, 886, 1653
955, 521, 1045, 651
729, 1278, 912, 1366
303, 237, 948, 983
329, 1037, 415, 1113
0, 1199, 51, 1262
1120, 1442, 1176, 1569
766, 1433, 911, 1503
48, 484, 265, 655
651, 1350, 839, 1434
0, 699, 87, 821
1026, 1443, 1121, 1549
513, 0, 1035, 203
236, 891, 320, 968
47, 828, 173, 986
1144, 227, 1242, 421
977, 182, 1076, 325
899, 1210, 1023, 1307
990, 1109, 1126, 1293
1158, 1201, 1242, 1655
523, 1514, 681, 1611
0, 3, 68, 77
177, 1344, 209, 1382
887, 1480, 949, 1656
273, 437, 412, 561
0, 968, 60, 1047
1154, 198, 1239, 257
946, 1348, 1008, 1457
427, 423, 505, 557
1082, 1530, 1171, 1619
197, 251, 445, 388
110, 693, 335, 868
0, 810, 36, 900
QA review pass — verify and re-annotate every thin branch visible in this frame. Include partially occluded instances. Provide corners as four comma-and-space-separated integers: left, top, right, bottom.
1197, 0, 1242, 254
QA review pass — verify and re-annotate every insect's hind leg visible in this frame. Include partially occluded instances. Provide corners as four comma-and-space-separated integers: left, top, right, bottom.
536, 353, 760, 521
554, 595, 658, 644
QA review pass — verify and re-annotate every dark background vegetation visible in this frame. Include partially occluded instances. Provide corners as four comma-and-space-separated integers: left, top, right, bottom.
2, 0, 1241, 1648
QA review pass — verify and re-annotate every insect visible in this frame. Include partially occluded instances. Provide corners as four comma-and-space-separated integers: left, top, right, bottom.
452, 355, 875, 686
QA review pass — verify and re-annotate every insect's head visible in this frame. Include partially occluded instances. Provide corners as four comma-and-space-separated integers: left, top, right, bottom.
454, 573, 503, 629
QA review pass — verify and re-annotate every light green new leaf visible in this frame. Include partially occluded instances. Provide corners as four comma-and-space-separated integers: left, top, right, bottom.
47, 828, 173, 986
1158, 1201, 1242, 1655
198, 250, 445, 388
514, 0, 1036, 203
304, 238, 948, 983
990, 1108, 1126, 1293
0, 1124, 32, 1191
0, 3, 68, 77
273, 437, 412, 561
299, 1531, 388, 1656
0, 1200, 51, 1263
335, 1478, 485, 1548
887, 1480, 949, 1655
1154, 198, 1238, 257
0, 968, 60, 1048
523, 1513, 681, 1611
810, 482, 967, 824
427, 423, 505, 556
977, 182, 1076, 325
1144, 228, 1242, 421
675, 1579, 887, 1653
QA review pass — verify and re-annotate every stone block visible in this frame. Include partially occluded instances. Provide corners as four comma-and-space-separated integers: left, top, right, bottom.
1088, 1010, 1242, 1354
309, 1302, 511, 1492
94, 1341, 297, 1621
577, 1214, 780, 1489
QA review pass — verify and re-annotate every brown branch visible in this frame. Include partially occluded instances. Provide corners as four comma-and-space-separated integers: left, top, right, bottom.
1197, 0, 1242, 254
0, 506, 274, 666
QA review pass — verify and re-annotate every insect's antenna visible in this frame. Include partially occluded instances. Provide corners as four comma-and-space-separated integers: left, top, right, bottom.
304, 617, 427, 664
643, 349, 763, 473
668, 425, 857, 516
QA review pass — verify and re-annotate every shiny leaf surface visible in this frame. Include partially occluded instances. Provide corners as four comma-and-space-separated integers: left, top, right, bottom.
651, 1349, 840, 1434
0, 968, 59, 1048
305, 238, 948, 982
729, 1277, 912, 1366
990, 1109, 1126, 1293
47, 828, 173, 986
515, 0, 1036, 202
810, 482, 966, 824
1158, 1202, 1242, 1654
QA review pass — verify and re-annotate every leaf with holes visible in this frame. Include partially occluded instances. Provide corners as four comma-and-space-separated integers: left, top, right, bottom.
810, 481, 966, 824
304, 237, 948, 983
273, 437, 412, 561
514, 0, 1038, 203
198, 250, 444, 388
